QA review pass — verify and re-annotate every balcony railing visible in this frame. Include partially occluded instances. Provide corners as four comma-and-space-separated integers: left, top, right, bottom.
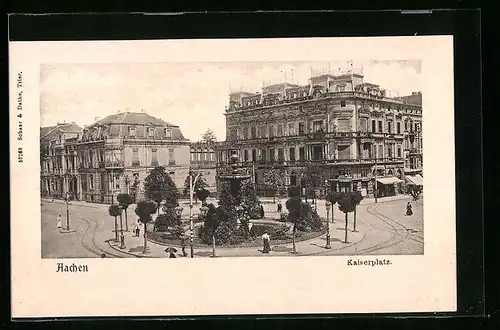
216, 157, 404, 168
219, 131, 405, 147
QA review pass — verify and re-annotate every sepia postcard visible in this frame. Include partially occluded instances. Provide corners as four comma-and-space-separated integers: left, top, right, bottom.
10, 36, 456, 317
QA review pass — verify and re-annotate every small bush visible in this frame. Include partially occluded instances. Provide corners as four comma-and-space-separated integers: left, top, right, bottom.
268, 224, 290, 240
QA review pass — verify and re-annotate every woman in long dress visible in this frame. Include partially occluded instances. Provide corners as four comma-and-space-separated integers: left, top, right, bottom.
57, 214, 62, 229
406, 202, 413, 216
262, 231, 271, 253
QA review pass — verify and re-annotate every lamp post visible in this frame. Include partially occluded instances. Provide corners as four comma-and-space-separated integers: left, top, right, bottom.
65, 192, 71, 231
119, 205, 126, 249
325, 201, 332, 249
188, 171, 208, 258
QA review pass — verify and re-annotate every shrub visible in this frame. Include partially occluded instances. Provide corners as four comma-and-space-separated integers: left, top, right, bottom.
268, 224, 290, 240
296, 202, 323, 232
279, 212, 289, 222
154, 208, 181, 232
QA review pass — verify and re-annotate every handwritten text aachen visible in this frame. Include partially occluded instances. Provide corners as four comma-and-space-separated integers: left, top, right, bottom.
347, 258, 392, 266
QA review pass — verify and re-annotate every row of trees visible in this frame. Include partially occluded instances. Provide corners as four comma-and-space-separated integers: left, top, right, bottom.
326, 190, 364, 243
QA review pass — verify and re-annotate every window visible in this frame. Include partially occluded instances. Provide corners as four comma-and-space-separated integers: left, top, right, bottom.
288, 123, 295, 136
387, 145, 393, 158
228, 128, 237, 141
275, 149, 284, 163
299, 147, 305, 161
404, 122, 408, 131
410, 122, 414, 132
261, 149, 267, 162
289, 147, 296, 161
148, 127, 155, 137
298, 123, 305, 135
293, 92, 297, 98
151, 148, 158, 165
371, 120, 376, 132
269, 149, 275, 162
313, 120, 323, 132
337, 145, 350, 160
388, 105, 391, 111
169, 149, 175, 165
277, 124, 283, 137
397, 122, 401, 134
360, 118, 367, 132
251, 126, 257, 139
260, 126, 267, 138
164, 128, 172, 138
378, 121, 383, 133
378, 145, 384, 159
252, 149, 257, 162
244, 150, 249, 162
268, 126, 274, 138
397, 147, 402, 158
244, 127, 250, 139
128, 127, 136, 137
337, 119, 351, 132
89, 174, 94, 190
132, 148, 139, 166
387, 121, 392, 134
340, 100, 346, 107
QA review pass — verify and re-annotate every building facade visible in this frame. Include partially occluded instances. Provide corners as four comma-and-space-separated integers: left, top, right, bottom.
40, 111, 191, 203
190, 142, 217, 192
216, 70, 423, 198
40, 122, 83, 199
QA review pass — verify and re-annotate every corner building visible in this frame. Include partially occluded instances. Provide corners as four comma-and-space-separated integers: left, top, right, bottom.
216, 71, 423, 198
74, 111, 190, 203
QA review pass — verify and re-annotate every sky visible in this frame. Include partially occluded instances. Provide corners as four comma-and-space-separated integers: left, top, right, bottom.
40, 60, 421, 141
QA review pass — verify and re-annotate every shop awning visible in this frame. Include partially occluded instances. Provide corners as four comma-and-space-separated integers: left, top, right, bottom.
406, 175, 423, 186
376, 177, 403, 185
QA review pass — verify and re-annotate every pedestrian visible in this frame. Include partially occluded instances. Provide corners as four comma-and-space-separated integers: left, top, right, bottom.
57, 214, 62, 229
259, 205, 265, 218
261, 231, 270, 254
101, 253, 106, 258
169, 252, 177, 258
277, 200, 282, 213
406, 202, 413, 216
134, 219, 141, 237
180, 236, 187, 257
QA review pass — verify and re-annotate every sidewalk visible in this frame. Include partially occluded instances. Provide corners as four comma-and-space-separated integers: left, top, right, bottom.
107, 219, 364, 258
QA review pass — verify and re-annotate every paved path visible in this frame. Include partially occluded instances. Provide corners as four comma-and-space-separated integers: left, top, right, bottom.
42, 194, 422, 258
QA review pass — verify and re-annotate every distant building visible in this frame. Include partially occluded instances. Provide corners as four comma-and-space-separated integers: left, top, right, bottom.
189, 142, 217, 192
216, 69, 423, 198
40, 111, 191, 203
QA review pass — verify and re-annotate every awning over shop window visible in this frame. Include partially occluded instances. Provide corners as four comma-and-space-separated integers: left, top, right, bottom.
376, 177, 403, 185
405, 175, 423, 186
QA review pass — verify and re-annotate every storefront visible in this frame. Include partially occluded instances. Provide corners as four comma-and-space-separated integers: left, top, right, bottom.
405, 174, 423, 194
375, 176, 404, 197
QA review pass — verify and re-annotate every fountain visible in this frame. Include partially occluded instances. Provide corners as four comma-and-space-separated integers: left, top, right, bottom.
218, 152, 252, 205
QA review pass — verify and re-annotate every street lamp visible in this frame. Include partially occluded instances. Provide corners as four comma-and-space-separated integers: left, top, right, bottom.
325, 201, 332, 249
188, 170, 209, 258
118, 205, 126, 249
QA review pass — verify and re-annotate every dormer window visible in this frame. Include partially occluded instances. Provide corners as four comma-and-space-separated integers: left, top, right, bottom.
148, 127, 155, 137
128, 126, 136, 137
164, 128, 172, 139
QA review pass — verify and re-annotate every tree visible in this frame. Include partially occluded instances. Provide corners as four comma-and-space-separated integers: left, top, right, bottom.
183, 171, 208, 203
351, 191, 364, 232
195, 188, 210, 206
240, 180, 262, 219
285, 196, 303, 254
263, 167, 284, 203
218, 181, 237, 206
135, 200, 158, 253
203, 203, 219, 257
410, 185, 422, 202
201, 129, 217, 144
144, 166, 179, 215
337, 192, 357, 243
300, 166, 324, 203
108, 204, 121, 242
326, 191, 342, 224
117, 193, 134, 232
